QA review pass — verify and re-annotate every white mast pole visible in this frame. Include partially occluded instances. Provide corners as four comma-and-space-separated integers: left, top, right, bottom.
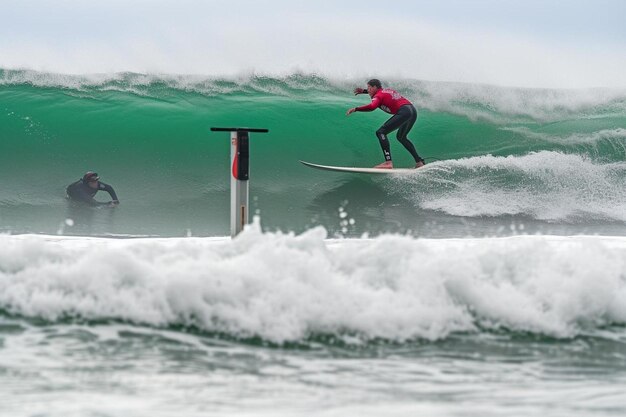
210, 127, 269, 237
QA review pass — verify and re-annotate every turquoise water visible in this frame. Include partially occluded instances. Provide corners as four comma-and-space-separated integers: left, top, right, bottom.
2, 69, 625, 237
2, 69, 626, 416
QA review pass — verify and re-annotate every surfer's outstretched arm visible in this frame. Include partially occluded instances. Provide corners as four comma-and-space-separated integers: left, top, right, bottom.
100, 183, 120, 205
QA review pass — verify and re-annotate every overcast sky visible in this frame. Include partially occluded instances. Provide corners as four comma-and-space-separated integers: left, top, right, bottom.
1, 0, 625, 88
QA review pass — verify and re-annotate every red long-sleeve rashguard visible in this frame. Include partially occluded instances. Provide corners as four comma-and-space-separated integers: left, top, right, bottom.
355, 88, 412, 114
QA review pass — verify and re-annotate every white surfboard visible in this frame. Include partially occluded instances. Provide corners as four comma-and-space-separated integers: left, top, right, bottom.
299, 160, 421, 174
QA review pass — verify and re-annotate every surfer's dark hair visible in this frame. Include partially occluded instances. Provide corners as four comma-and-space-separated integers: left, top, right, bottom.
367, 79, 382, 88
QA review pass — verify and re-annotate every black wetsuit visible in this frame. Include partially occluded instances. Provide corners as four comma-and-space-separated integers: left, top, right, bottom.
66, 180, 119, 206
376, 104, 422, 163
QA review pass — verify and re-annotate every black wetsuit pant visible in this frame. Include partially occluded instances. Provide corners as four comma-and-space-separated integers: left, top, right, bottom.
376, 104, 423, 163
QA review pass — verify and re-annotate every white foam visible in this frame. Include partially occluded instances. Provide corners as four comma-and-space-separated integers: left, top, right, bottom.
393, 151, 626, 222
1, 222, 625, 343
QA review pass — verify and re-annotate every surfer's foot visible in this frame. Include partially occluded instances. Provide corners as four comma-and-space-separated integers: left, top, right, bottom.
374, 161, 393, 169
414, 160, 426, 169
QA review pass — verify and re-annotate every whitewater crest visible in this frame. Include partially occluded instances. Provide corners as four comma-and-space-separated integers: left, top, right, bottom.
2, 68, 626, 121
1, 222, 625, 344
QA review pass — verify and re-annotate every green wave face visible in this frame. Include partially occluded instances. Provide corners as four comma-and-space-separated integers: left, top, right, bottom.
1, 70, 626, 236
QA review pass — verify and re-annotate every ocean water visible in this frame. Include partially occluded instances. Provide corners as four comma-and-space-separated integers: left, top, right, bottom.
2, 69, 626, 237
1, 69, 626, 416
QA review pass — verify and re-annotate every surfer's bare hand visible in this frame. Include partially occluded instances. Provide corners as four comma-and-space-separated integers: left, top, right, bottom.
353, 87, 365, 95
346, 108, 356, 116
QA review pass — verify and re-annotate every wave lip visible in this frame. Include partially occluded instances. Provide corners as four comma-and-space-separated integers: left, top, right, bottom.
1, 225, 625, 344
3, 69, 626, 118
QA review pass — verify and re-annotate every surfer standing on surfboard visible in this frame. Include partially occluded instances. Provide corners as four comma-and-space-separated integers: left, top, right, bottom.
346, 79, 425, 169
